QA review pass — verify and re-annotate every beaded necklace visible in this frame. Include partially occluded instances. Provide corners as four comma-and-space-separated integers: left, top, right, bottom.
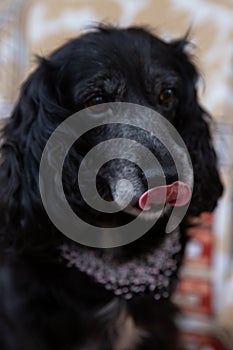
61, 228, 181, 300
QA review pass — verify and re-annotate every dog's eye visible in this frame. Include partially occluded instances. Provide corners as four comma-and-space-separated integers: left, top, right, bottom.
159, 88, 175, 106
84, 96, 107, 113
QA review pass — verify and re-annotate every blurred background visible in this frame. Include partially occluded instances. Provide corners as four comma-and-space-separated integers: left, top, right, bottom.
0, 0, 233, 348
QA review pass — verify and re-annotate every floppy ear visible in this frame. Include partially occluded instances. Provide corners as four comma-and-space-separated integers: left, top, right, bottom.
171, 39, 223, 215
180, 106, 223, 215
0, 59, 65, 243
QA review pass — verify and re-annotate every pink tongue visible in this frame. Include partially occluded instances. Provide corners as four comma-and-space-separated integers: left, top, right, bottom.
139, 181, 191, 210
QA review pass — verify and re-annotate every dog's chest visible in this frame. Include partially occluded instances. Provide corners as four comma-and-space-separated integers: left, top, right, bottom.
112, 315, 145, 350
61, 228, 182, 301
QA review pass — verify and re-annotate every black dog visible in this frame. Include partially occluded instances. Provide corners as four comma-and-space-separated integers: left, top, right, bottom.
0, 26, 222, 350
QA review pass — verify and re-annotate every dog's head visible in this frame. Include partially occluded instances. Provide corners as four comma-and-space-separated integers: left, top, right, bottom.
0, 26, 223, 247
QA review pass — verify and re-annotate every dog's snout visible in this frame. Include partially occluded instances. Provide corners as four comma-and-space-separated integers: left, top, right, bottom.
144, 171, 178, 190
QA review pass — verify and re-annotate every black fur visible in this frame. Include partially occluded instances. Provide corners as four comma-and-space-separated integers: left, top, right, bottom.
0, 26, 222, 350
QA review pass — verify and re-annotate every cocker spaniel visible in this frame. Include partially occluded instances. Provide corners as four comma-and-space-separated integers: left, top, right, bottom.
0, 26, 222, 350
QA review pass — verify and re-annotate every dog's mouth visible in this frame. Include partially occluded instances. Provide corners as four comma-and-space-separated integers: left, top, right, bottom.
123, 181, 191, 220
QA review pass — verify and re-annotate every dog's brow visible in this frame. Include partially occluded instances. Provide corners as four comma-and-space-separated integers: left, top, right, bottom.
76, 73, 127, 102
103, 76, 126, 96
145, 71, 180, 93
